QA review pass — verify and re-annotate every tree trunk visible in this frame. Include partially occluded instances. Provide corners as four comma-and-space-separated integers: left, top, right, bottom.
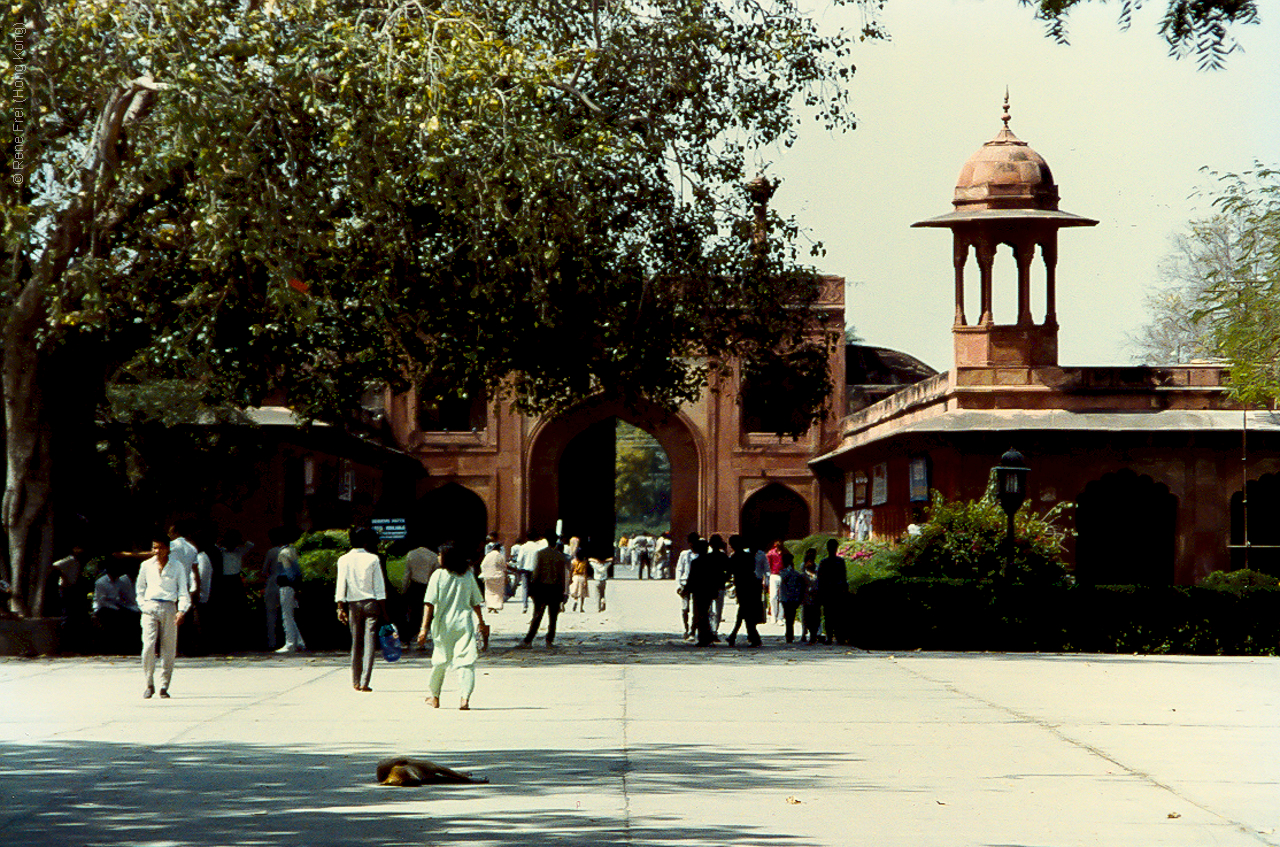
3, 279, 55, 618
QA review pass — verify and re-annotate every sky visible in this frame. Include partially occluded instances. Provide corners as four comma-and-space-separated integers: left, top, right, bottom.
763, 0, 1280, 371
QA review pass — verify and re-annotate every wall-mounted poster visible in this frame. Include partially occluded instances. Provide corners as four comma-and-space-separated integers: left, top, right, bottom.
337, 459, 355, 502
909, 456, 930, 503
854, 471, 868, 506
870, 463, 888, 506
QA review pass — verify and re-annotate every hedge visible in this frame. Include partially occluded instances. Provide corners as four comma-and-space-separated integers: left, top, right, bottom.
847, 577, 1280, 655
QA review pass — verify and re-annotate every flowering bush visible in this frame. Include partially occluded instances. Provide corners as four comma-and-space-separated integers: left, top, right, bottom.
897, 491, 1072, 585
837, 539, 903, 591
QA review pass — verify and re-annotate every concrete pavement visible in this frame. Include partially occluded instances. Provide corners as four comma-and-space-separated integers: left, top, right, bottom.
2, 579, 1278, 846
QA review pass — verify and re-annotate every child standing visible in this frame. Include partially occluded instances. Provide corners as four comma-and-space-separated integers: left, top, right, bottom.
569, 549, 590, 612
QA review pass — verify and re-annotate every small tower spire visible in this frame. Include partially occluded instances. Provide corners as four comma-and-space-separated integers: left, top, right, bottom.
1002, 87, 1011, 130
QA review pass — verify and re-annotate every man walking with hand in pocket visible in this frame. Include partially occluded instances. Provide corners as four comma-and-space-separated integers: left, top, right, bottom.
137, 531, 191, 699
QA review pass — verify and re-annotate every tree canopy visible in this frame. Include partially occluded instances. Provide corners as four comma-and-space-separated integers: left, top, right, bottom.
2, 0, 879, 614
1129, 213, 1239, 363
1022, 0, 1260, 69
1188, 165, 1280, 404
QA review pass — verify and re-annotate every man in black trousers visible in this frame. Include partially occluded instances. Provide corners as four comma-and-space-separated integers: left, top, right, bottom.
816, 538, 848, 644
521, 533, 568, 647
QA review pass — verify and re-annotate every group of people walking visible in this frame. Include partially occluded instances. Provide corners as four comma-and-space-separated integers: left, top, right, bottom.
64, 518, 853, 709
676, 533, 849, 648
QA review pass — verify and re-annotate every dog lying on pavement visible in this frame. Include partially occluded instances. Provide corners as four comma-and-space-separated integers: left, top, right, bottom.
376, 757, 489, 786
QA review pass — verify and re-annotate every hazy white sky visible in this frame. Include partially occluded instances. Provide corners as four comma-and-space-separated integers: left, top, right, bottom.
765, 0, 1280, 370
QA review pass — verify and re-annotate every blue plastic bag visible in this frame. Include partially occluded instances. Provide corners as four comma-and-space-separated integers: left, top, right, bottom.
378, 624, 402, 662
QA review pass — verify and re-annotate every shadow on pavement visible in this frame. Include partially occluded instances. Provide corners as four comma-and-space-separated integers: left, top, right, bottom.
1, 740, 855, 847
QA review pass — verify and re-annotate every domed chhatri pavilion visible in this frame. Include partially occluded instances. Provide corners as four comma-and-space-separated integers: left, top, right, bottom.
812, 101, 1280, 586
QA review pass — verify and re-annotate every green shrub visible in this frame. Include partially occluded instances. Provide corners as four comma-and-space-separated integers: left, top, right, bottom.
297, 529, 349, 553
1200, 568, 1280, 591
848, 579, 1280, 655
898, 491, 1071, 585
838, 539, 902, 591
785, 533, 839, 561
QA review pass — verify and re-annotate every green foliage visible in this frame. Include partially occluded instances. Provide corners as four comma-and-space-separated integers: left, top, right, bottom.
838, 538, 903, 591
614, 421, 671, 534
782, 533, 901, 592
296, 530, 350, 555
1187, 165, 1280, 404
1200, 568, 1280, 590
783, 533, 839, 561
897, 491, 1072, 585
295, 530, 405, 587
5, 0, 879, 425
1023, 0, 1260, 70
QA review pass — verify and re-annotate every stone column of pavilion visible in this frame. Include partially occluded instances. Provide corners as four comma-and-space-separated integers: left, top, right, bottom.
913, 96, 1097, 373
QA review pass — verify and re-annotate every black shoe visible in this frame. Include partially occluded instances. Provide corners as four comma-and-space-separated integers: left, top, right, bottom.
143, 687, 154, 699
158, 689, 170, 699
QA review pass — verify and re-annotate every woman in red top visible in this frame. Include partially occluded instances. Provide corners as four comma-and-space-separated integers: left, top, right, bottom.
766, 540, 784, 623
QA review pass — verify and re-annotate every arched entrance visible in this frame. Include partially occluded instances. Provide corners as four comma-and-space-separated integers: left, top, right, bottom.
1230, 473, 1280, 574
1075, 469, 1177, 585
528, 398, 700, 557
413, 483, 488, 555
741, 483, 810, 550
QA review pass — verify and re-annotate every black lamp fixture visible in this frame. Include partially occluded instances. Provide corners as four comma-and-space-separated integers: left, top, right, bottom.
994, 448, 1028, 578
995, 448, 1028, 515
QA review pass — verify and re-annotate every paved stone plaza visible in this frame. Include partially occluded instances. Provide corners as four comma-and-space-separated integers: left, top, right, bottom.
3, 580, 1278, 846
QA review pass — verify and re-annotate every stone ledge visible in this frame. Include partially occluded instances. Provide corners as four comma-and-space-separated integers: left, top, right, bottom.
0, 618, 60, 657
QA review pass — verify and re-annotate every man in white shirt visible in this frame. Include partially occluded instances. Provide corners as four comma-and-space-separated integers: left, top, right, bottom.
92, 559, 140, 654
137, 533, 191, 699
674, 532, 699, 639
334, 527, 387, 692
167, 522, 199, 597
515, 533, 546, 613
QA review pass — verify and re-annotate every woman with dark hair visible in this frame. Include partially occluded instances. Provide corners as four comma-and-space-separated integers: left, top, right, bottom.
417, 542, 486, 710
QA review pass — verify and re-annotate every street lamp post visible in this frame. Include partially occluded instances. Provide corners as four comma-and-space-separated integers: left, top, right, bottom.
994, 448, 1028, 580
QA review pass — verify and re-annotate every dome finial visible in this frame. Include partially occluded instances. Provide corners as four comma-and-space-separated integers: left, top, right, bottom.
1002, 87, 1011, 130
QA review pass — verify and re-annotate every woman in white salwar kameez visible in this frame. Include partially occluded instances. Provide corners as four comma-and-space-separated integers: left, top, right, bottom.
479, 544, 507, 613
417, 543, 486, 710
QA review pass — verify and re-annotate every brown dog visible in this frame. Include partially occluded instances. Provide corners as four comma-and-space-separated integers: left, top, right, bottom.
376, 757, 489, 787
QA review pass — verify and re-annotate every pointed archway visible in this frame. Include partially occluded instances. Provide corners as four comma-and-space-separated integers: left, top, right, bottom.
1075, 469, 1177, 585
1230, 473, 1280, 574
527, 397, 700, 557
412, 482, 488, 555
741, 483, 810, 551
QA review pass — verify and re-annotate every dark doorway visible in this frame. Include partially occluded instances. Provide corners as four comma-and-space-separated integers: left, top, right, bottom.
741, 483, 810, 550
1230, 473, 1280, 574
558, 417, 618, 556
1075, 469, 1177, 585
557, 418, 671, 557
413, 483, 487, 556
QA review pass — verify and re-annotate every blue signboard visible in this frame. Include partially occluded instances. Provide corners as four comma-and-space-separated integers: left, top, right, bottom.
371, 517, 407, 541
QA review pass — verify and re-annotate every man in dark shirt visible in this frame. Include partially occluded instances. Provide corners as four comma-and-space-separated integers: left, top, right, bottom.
522, 534, 568, 647
816, 538, 849, 645
725, 535, 763, 647
689, 536, 728, 647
